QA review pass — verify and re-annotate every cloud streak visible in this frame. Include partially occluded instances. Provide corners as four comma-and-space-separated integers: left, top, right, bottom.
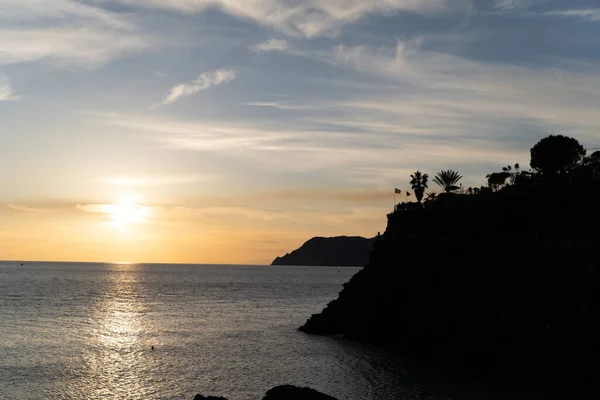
90, 108, 527, 190
545, 9, 600, 21
98, 175, 204, 186
264, 37, 600, 136
7, 205, 53, 215
88, 31, 600, 188
163, 69, 237, 104
0, 75, 17, 101
0, 0, 148, 67
0, 28, 148, 67
251, 39, 289, 53
88, 0, 465, 37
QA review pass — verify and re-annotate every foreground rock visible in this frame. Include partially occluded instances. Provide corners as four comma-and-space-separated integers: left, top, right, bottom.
262, 385, 337, 400
193, 385, 337, 400
272, 236, 374, 266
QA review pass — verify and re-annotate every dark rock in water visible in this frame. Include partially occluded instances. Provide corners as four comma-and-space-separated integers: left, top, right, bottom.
192, 385, 336, 400
272, 236, 374, 266
262, 385, 337, 400
193, 395, 228, 400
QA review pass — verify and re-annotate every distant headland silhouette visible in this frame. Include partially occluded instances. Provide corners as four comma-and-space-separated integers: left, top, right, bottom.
271, 236, 375, 266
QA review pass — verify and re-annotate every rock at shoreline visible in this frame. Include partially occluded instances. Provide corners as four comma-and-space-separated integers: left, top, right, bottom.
272, 236, 374, 266
192, 385, 336, 400
262, 385, 337, 400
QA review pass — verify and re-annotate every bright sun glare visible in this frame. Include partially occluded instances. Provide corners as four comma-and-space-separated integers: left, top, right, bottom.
107, 196, 149, 226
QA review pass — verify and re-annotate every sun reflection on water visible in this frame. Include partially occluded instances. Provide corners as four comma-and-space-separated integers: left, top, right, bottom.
81, 263, 157, 399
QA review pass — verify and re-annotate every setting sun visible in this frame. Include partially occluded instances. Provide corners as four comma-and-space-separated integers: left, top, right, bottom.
107, 197, 149, 226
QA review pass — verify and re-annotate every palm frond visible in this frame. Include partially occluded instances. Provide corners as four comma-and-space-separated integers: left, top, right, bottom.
433, 170, 463, 193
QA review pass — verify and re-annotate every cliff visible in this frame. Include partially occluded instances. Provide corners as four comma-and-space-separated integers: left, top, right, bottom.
300, 177, 600, 385
271, 236, 375, 266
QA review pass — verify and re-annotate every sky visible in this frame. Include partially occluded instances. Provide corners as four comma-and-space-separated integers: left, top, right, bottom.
1, 0, 599, 264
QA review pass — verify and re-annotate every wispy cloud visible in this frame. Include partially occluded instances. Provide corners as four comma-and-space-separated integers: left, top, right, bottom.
0, 75, 18, 101
87, 34, 600, 187
492, 1, 600, 21
97, 175, 204, 186
245, 101, 319, 110
251, 39, 289, 53
7, 205, 53, 215
0, 0, 149, 67
0, 28, 148, 67
493, 0, 531, 11
545, 9, 600, 21
76, 204, 115, 214
76, 202, 152, 225
90, 109, 525, 189
1, 0, 134, 28
271, 38, 600, 136
163, 69, 236, 105
88, 0, 466, 38
268, 188, 392, 203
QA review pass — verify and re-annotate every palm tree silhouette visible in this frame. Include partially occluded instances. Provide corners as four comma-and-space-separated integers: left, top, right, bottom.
433, 170, 462, 193
410, 171, 429, 203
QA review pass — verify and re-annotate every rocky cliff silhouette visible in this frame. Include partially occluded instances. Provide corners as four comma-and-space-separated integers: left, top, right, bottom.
300, 177, 600, 389
271, 236, 374, 266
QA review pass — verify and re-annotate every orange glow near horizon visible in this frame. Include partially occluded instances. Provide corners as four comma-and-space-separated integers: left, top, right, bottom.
0, 189, 388, 264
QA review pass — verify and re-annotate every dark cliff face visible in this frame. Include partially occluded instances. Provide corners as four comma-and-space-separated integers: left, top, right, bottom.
300, 179, 600, 380
271, 236, 375, 266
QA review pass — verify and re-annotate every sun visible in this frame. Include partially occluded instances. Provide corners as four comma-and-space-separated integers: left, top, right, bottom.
108, 196, 149, 226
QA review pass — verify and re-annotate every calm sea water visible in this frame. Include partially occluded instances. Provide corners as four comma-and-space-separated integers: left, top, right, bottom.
0, 262, 581, 400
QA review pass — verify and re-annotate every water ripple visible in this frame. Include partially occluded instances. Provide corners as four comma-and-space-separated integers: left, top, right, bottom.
0, 262, 561, 400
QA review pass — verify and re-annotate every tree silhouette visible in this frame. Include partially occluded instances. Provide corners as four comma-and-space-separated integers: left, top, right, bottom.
423, 192, 437, 207
486, 172, 511, 192
512, 163, 521, 184
501, 164, 517, 184
410, 171, 429, 203
530, 135, 586, 175
585, 150, 600, 165
432, 170, 462, 193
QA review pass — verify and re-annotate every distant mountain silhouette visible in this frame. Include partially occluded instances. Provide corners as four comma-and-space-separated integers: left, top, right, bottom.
272, 236, 374, 266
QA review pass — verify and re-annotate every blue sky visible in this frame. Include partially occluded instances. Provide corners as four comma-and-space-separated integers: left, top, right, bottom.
1, 0, 599, 263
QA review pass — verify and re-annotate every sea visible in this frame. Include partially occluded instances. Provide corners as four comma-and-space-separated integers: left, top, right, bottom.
0, 262, 581, 400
